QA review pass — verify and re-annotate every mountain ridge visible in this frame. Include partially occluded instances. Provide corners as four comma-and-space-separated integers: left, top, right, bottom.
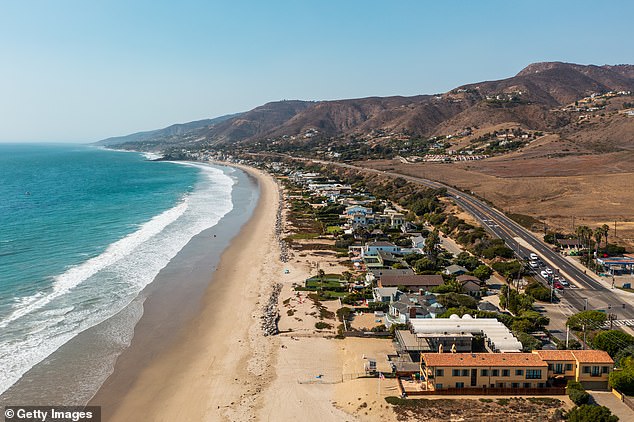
96, 62, 634, 149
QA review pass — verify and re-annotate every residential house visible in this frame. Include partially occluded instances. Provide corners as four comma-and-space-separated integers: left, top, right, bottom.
387, 293, 445, 325
420, 353, 549, 391
456, 275, 484, 297
532, 350, 614, 390
366, 268, 415, 284
477, 301, 499, 312
445, 264, 468, 276
401, 222, 420, 233
372, 287, 400, 303
362, 241, 401, 257
379, 274, 445, 291
410, 235, 426, 250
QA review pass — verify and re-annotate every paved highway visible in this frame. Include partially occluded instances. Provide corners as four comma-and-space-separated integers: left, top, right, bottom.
304, 158, 634, 320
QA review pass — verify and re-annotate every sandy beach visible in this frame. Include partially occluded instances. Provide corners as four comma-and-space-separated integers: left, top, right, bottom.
91, 164, 398, 422
88, 164, 280, 421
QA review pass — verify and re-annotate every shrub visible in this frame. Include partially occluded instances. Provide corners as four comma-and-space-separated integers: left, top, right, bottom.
609, 368, 634, 395
566, 404, 618, 422
315, 321, 332, 330
569, 389, 590, 405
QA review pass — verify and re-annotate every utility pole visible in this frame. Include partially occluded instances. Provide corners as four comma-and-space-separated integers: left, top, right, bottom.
584, 298, 588, 311
566, 326, 569, 349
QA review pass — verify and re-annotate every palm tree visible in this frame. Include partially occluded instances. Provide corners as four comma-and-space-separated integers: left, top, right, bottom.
594, 227, 603, 271
601, 224, 610, 255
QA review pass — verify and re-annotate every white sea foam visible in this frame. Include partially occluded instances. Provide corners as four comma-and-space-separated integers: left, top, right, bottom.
0, 163, 235, 396
142, 152, 163, 160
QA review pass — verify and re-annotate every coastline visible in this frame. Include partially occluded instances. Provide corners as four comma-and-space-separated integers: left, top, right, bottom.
90, 163, 281, 421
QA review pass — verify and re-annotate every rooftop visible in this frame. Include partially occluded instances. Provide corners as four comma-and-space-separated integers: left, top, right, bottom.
533, 350, 614, 364
422, 353, 548, 368
380, 274, 445, 287
410, 315, 522, 352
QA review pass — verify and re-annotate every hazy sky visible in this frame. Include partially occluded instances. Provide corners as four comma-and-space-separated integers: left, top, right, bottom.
1, 0, 632, 142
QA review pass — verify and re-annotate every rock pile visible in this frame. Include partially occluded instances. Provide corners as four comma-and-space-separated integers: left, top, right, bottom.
261, 283, 282, 336
275, 189, 289, 263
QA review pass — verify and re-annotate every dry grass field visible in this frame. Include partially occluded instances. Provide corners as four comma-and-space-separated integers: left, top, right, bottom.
360, 142, 634, 249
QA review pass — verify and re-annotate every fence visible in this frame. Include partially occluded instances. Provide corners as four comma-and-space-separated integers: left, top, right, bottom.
404, 386, 566, 396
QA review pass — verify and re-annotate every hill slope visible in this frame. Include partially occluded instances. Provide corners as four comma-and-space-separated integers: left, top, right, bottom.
97, 62, 634, 149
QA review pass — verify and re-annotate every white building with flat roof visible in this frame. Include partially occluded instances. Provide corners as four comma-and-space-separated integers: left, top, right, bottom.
409, 314, 523, 353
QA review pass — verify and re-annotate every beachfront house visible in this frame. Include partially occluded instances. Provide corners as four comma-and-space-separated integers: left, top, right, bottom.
378, 274, 444, 292
362, 241, 401, 257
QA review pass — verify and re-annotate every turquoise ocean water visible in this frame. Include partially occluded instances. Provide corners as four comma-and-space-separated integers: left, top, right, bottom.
0, 144, 235, 395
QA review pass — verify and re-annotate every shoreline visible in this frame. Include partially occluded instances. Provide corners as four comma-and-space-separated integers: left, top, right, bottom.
90, 163, 281, 421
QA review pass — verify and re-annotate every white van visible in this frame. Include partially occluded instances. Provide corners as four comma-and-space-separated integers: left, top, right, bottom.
529, 253, 539, 261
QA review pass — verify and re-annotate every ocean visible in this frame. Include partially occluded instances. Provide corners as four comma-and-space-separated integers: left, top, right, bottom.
0, 144, 248, 402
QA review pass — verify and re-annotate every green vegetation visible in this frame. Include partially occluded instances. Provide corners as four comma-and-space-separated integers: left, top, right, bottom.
525, 281, 551, 302
499, 285, 534, 314
566, 381, 590, 406
436, 292, 477, 309
610, 355, 634, 394
592, 330, 634, 357
473, 264, 493, 281
491, 260, 522, 280
315, 321, 332, 329
566, 404, 618, 422
566, 310, 607, 331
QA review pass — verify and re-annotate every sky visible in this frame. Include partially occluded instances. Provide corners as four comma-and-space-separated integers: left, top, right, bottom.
0, 0, 632, 142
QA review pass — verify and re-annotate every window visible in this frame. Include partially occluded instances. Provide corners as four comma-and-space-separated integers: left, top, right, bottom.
481, 369, 489, 376
523, 383, 531, 388
548, 363, 553, 371
602, 366, 609, 374
462, 369, 469, 377
515, 369, 524, 376
511, 383, 519, 388
582, 366, 590, 374
456, 382, 464, 388
565, 364, 573, 371
554, 363, 564, 374
592, 366, 600, 376
502, 369, 510, 377
436, 369, 444, 377
436, 383, 443, 389
538, 383, 545, 388
492, 369, 499, 376
452, 369, 460, 377
526, 370, 542, 379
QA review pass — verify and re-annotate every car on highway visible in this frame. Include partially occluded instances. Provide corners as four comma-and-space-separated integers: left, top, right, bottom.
529, 253, 539, 261
546, 268, 554, 275
540, 270, 549, 279
558, 277, 569, 286
553, 281, 564, 290
529, 261, 539, 269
